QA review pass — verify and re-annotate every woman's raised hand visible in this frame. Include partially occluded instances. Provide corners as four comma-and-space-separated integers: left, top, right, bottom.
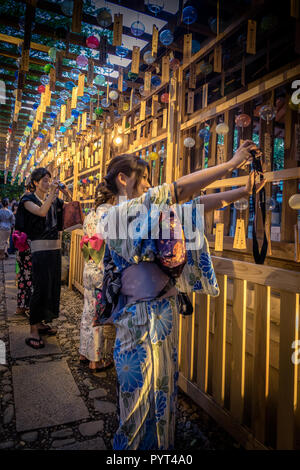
230, 140, 260, 170
49, 180, 59, 196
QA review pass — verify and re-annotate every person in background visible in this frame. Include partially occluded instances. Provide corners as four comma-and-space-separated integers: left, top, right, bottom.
79, 183, 115, 371
0, 198, 15, 260
8, 201, 18, 255
16, 168, 71, 349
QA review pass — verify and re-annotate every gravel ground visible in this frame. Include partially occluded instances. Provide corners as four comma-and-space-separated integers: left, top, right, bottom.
0, 261, 241, 451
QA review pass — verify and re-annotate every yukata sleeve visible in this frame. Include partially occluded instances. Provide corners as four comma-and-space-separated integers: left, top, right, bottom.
100, 184, 173, 264
175, 196, 220, 297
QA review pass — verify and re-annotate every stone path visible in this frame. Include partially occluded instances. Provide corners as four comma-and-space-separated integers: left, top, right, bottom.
0, 256, 240, 450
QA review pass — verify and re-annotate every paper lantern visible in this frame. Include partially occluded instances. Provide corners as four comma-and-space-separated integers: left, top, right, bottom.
109, 90, 119, 100
182, 6, 198, 25
143, 51, 156, 65
86, 35, 99, 49
80, 94, 90, 103
94, 74, 106, 86
64, 81, 76, 91
184, 137, 195, 148
159, 29, 174, 46
70, 68, 80, 81
209, 17, 226, 34
151, 75, 161, 87
38, 85, 45, 94
40, 75, 50, 85
259, 105, 276, 123
234, 198, 248, 210
170, 58, 180, 70
235, 114, 251, 128
127, 71, 138, 81
60, 0, 73, 17
131, 20, 145, 37
101, 62, 114, 75
116, 46, 129, 58
149, 151, 159, 161
95, 107, 104, 116
77, 101, 86, 111
216, 123, 229, 134
50, 112, 57, 119
96, 8, 112, 28
266, 197, 276, 211
146, 0, 164, 15
158, 148, 166, 159
48, 47, 57, 61
161, 93, 169, 103
71, 109, 80, 118
101, 98, 110, 108
76, 55, 88, 67
289, 194, 300, 210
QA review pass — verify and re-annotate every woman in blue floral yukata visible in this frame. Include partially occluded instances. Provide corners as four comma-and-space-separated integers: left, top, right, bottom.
96, 140, 265, 450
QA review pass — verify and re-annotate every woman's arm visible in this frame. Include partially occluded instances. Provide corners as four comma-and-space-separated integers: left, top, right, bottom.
174, 140, 257, 203
24, 183, 58, 217
199, 172, 266, 212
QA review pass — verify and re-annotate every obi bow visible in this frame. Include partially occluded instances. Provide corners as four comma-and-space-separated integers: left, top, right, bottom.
12, 231, 29, 252
80, 234, 105, 264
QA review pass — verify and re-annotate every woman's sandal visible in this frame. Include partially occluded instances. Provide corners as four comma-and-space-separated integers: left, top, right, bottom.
38, 325, 57, 336
91, 361, 114, 372
25, 337, 45, 349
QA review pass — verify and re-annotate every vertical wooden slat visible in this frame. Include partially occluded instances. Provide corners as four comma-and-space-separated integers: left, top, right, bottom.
230, 279, 247, 422
196, 293, 210, 392
277, 291, 299, 449
213, 274, 227, 406
252, 284, 271, 443
68, 231, 75, 289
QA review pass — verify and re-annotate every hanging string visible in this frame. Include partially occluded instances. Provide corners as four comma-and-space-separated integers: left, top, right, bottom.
217, 0, 220, 37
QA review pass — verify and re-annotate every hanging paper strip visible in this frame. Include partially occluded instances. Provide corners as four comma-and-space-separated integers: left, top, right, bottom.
152, 118, 158, 138
49, 66, 56, 92
85, 146, 89, 160
291, 0, 300, 18
118, 67, 123, 92
246, 20, 257, 55
72, 142, 76, 155
40, 93, 46, 113
187, 91, 194, 114
217, 143, 225, 164
81, 112, 87, 131
189, 63, 196, 89
77, 74, 85, 97
144, 71, 152, 92
202, 83, 208, 108
64, 136, 68, 147
264, 132, 272, 170
60, 104, 66, 123
66, 98, 71, 119
183, 34, 192, 64
233, 219, 247, 249
72, 0, 83, 33
20, 47, 29, 72
56, 50, 63, 80
71, 86, 78, 109
162, 55, 170, 83
131, 46, 140, 74
122, 116, 126, 133
118, 94, 124, 114
163, 108, 168, 128
77, 115, 81, 132
213, 44, 222, 73
87, 58, 94, 86
99, 36, 108, 65
130, 88, 134, 110
170, 77, 177, 102
152, 25, 159, 56
140, 100, 146, 121
45, 84, 51, 107
113, 14, 123, 46
136, 124, 141, 141
215, 223, 224, 252
152, 95, 159, 116
94, 151, 99, 163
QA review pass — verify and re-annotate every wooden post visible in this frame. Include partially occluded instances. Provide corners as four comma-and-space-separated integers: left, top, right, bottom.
212, 274, 227, 406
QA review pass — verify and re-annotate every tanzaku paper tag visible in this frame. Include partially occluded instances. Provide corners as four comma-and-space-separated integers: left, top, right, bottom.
215, 223, 224, 252
233, 218, 247, 249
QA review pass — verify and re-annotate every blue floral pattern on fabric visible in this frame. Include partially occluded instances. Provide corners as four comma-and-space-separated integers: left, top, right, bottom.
114, 338, 121, 360
111, 250, 131, 272
193, 280, 203, 290
155, 390, 167, 422
113, 432, 128, 450
115, 349, 144, 393
200, 252, 217, 286
187, 250, 194, 266
136, 343, 147, 363
149, 301, 173, 344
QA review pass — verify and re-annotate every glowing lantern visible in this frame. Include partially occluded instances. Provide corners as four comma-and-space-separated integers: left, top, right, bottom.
96, 8, 112, 28
184, 137, 195, 148
161, 93, 169, 103
86, 35, 99, 49
216, 123, 229, 134
149, 151, 159, 160
235, 114, 251, 128
38, 85, 45, 93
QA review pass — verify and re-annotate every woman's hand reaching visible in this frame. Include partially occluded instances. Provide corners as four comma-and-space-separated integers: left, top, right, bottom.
230, 140, 262, 170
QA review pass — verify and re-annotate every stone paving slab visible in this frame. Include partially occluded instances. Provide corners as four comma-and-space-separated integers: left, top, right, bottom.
9, 324, 61, 358
12, 359, 89, 432
55, 437, 106, 450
